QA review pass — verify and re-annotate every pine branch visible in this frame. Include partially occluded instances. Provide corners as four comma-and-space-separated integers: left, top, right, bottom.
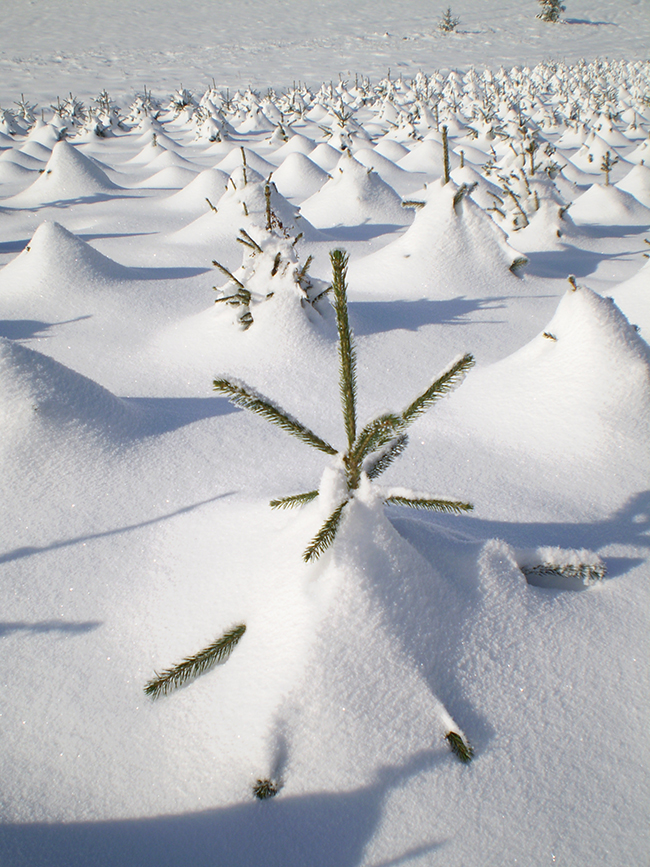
330, 249, 357, 451
350, 413, 404, 468
401, 354, 474, 426
303, 500, 348, 562
364, 433, 409, 479
270, 490, 319, 509
385, 494, 473, 513
144, 624, 246, 699
445, 730, 474, 763
212, 259, 245, 290
237, 228, 263, 253
213, 378, 337, 455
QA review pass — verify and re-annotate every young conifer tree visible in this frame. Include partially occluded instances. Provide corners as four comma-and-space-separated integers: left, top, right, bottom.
537, 0, 566, 22
145, 250, 476, 770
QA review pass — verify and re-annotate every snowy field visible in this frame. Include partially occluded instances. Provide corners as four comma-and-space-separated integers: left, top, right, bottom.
1, 2, 649, 866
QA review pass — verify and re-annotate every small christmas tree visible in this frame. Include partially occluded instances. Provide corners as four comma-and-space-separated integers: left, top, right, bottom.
438, 7, 460, 32
145, 250, 476, 774
537, 0, 565, 22
600, 151, 618, 186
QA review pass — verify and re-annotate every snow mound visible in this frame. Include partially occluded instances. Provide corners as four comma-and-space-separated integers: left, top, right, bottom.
397, 139, 446, 176
0, 221, 131, 301
3, 140, 119, 206
451, 286, 650, 460
133, 165, 198, 189
270, 152, 330, 202
299, 151, 406, 228
607, 259, 650, 341
615, 162, 650, 208
348, 178, 525, 298
0, 337, 141, 450
161, 167, 229, 211
570, 182, 650, 226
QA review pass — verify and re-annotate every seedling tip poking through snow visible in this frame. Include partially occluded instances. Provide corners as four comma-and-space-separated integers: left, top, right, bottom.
446, 731, 475, 763
253, 778, 281, 799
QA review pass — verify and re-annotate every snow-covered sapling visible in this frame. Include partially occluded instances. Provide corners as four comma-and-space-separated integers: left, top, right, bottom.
600, 151, 618, 186
212, 180, 329, 330
216, 249, 474, 559
144, 251, 475, 770
537, 0, 565, 22
438, 7, 460, 32
442, 124, 451, 184
213, 249, 475, 761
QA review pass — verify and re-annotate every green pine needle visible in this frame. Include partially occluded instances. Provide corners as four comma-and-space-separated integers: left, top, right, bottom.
213, 378, 337, 456
385, 495, 473, 514
212, 259, 245, 290
402, 354, 475, 426
270, 490, 319, 509
303, 500, 348, 562
364, 433, 409, 480
350, 413, 404, 467
445, 730, 474, 763
144, 624, 246, 700
330, 249, 357, 451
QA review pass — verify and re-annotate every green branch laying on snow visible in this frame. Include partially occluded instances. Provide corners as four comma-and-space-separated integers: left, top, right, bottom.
144, 624, 246, 699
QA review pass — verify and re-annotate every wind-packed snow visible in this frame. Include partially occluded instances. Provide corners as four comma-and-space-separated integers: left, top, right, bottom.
1, 2, 649, 866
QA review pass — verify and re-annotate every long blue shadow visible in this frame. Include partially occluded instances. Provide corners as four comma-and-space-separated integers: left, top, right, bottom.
0, 749, 449, 867
389, 489, 650, 565
125, 396, 237, 435
348, 296, 508, 335
0, 315, 92, 339
0, 620, 102, 638
0, 493, 236, 566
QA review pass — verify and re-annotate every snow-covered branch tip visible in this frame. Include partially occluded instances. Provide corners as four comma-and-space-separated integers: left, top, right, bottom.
445, 731, 474, 763
213, 377, 338, 455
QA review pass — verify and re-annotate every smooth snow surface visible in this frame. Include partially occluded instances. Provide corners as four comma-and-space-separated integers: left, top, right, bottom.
1, 3, 649, 866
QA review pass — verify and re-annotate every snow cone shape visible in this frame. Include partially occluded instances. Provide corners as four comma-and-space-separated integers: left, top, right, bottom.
451, 283, 650, 460
270, 152, 330, 202
146, 251, 476, 776
0, 337, 139, 452
171, 167, 315, 248
607, 259, 650, 341
4, 139, 119, 206
161, 167, 229, 212
299, 150, 406, 228
0, 221, 129, 305
570, 182, 650, 226
348, 178, 526, 298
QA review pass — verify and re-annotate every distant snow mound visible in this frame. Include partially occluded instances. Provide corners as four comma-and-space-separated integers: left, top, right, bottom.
161, 168, 229, 211
348, 178, 525, 298
299, 151, 407, 228
4, 140, 119, 206
452, 286, 650, 459
607, 259, 650, 342
0, 221, 131, 300
0, 337, 141, 449
270, 152, 330, 202
570, 182, 650, 226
